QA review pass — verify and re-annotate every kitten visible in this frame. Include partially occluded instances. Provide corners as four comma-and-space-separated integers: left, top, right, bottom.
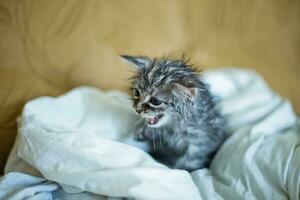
122, 55, 228, 172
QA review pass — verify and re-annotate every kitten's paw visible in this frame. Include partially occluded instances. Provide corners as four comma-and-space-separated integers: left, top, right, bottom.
175, 157, 206, 172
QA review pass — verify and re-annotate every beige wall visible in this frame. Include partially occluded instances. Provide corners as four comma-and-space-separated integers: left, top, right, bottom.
0, 0, 299, 172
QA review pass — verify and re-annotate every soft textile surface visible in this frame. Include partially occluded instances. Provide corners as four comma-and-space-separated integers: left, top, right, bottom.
1, 0, 300, 172
2, 69, 300, 200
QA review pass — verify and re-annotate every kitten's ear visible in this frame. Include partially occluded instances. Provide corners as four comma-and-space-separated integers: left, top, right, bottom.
172, 83, 198, 101
120, 55, 151, 69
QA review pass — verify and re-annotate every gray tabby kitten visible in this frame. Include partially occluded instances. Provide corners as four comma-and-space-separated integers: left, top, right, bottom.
122, 55, 228, 172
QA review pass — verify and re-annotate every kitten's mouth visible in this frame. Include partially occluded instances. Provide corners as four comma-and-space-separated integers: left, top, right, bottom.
146, 114, 164, 125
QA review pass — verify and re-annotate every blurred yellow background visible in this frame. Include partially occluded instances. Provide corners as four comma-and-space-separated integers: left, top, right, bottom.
0, 0, 299, 173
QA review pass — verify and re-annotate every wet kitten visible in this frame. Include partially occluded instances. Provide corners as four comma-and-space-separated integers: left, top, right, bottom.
122, 55, 228, 172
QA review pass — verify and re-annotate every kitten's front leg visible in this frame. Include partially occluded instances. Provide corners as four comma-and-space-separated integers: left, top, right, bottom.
175, 156, 208, 172
174, 146, 210, 172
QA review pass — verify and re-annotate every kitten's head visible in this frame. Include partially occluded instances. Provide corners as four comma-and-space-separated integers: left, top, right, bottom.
122, 55, 202, 128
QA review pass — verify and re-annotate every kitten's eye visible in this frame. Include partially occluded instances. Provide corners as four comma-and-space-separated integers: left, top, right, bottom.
132, 89, 140, 99
149, 97, 162, 106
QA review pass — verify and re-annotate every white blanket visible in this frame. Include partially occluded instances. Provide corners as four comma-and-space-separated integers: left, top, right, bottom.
1, 68, 299, 200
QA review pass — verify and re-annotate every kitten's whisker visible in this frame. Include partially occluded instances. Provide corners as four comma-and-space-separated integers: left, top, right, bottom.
141, 121, 147, 129
129, 117, 145, 135
133, 117, 144, 127
141, 122, 148, 139
163, 129, 168, 140
159, 132, 163, 148
152, 132, 156, 151
163, 130, 167, 147
131, 118, 142, 128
